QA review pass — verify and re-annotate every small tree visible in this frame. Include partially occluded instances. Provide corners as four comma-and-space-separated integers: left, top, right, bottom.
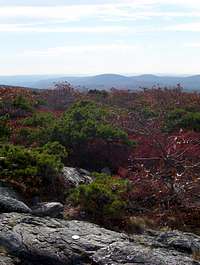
52, 101, 133, 170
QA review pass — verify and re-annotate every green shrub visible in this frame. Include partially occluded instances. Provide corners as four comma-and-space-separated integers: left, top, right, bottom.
49, 101, 133, 170
53, 100, 131, 147
34, 98, 47, 107
0, 114, 11, 140
15, 127, 53, 146
37, 141, 68, 162
70, 173, 132, 224
164, 108, 200, 132
22, 112, 55, 127
181, 112, 200, 131
164, 108, 186, 132
0, 144, 63, 195
14, 128, 34, 145
15, 101, 133, 171
140, 106, 157, 119
13, 95, 33, 112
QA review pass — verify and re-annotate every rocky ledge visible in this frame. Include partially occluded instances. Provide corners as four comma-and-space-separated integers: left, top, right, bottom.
0, 213, 200, 265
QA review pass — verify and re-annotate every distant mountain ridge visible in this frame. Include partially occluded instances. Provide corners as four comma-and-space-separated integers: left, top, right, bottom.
0, 74, 200, 90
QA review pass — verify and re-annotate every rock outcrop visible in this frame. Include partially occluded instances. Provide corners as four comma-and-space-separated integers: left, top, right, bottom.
1, 172, 200, 264
0, 182, 22, 201
0, 213, 200, 265
0, 195, 31, 214
0, 194, 64, 219
0, 256, 15, 265
62, 167, 92, 188
31, 202, 64, 218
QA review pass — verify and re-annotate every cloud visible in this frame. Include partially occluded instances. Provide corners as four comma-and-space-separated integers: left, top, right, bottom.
0, 24, 129, 33
103, 11, 200, 22
0, 5, 97, 21
3, 20, 200, 34
2, 21, 200, 34
0, 1, 199, 37
165, 22, 200, 32
22, 43, 138, 57
0, 1, 200, 24
184, 42, 200, 47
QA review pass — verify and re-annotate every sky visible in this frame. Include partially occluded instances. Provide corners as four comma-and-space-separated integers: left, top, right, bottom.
0, 0, 200, 75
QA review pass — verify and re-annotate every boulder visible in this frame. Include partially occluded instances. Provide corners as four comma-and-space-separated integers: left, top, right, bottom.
0, 196, 31, 214
62, 167, 92, 188
0, 213, 200, 265
0, 256, 15, 265
0, 182, 22, 201
31, 202, 64, 218
0, 191, 64, 218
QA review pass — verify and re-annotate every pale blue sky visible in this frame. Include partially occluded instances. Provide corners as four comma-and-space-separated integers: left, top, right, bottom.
0, 0, 200, 75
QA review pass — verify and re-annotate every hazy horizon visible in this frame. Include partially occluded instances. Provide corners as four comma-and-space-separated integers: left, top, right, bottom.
0, 0, 200, 75
0, 71, 197, 77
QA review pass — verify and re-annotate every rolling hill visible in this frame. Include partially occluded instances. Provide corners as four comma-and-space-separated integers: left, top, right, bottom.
0, 74, 200, 90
